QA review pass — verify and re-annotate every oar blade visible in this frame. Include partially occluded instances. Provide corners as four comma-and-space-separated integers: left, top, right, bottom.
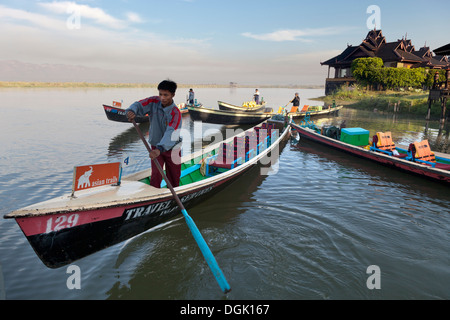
130, 120, 231, 293
182, 209, 231, 293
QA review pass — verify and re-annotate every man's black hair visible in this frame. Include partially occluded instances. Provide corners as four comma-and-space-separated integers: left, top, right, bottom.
158, 80, 177, 94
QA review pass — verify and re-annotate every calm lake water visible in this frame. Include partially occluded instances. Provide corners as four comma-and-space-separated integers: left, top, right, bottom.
0, 87, 449, 300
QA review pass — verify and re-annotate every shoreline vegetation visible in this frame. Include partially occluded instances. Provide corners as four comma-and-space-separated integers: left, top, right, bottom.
313, 86, 446, 118
0, 81, 324, 89
311, 57, 448, 119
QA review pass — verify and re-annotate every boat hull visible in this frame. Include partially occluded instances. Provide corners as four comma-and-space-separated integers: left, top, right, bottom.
290, 105, 343, 118
103, 104, 148, 123
7, 119, 290, 268
218, 101, 266, 113
291, 122, 450, 184
103, 104, 188, 123
188, 106, 271, 125
20, 176, 244, 268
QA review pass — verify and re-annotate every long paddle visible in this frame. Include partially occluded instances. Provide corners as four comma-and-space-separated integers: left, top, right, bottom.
131, 120, 231, 294
281, 101, 293, 115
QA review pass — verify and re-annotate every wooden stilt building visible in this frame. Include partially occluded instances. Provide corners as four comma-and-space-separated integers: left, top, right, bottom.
321, 30, 450, 95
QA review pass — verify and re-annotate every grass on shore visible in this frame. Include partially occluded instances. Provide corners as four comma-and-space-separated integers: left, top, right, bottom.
313, 86, 446, 117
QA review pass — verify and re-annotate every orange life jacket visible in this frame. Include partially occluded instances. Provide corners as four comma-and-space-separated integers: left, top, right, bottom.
413, 140, 435, 162
376, 132, 396, 151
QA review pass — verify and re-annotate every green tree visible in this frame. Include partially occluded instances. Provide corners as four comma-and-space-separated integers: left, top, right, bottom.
352, 57, 431, 90
351, 57, 384, 87
424, 69, 447, 88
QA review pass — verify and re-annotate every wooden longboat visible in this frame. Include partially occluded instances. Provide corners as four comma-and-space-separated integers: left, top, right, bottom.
103, 104, 148, 123
218, 101, 266, 113
103, 104, 189, 123
4, 119, 290, 268
289, 105, 343, 118
290, 122, 450, 185
188, 106, 272, 125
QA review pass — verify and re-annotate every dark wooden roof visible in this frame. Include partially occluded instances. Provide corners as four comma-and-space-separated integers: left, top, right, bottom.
434, 43, 450, 56
376, 40, 423, 63
413, 47, 433, 59
321, 30, 449, 69
434, 55, 449, 63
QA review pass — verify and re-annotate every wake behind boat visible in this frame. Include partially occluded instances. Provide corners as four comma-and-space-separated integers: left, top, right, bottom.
4, 118, 290, 268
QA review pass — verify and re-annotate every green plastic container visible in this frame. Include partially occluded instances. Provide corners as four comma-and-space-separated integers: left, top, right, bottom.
340, 128, 369, 146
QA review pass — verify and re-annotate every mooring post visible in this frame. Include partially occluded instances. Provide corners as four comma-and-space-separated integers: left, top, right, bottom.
446, 69, 449, 90
441, 97, 447, 126
427, 72, 440, 120
442, 69, 450, 125
426, 98, 432, 120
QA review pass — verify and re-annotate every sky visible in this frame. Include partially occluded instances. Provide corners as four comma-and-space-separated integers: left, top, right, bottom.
0, 0, 449, 85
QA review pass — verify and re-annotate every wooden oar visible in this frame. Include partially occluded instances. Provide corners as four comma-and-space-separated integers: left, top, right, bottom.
131, 120, 231, 294
283, 101, 294, 114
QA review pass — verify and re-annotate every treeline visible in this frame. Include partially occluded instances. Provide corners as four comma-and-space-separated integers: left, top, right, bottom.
351, 57, 447, 90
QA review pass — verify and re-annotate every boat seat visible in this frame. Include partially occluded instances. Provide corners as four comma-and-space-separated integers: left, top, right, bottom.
255, 123, 274, 136
160, 164, 201, 188
408, 141, 450, 170
289, 106, 298, 113
263, 123, 275, 130
253, 127, 271, 152
301, 105, 309, 112
234, 136, 256, 161
370, 132, 408, 158
206, 142, 243, 175
259, 123, 277, 142
244, 132, 258, 158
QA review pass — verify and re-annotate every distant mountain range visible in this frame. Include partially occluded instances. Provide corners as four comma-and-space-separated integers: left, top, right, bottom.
0, 60, 142, 83
0, 60, 325, 88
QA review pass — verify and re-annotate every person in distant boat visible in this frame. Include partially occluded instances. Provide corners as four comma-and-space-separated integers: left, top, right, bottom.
188, 88, 195, 105
126, 80, 182, 188
253, 89, 260, 104
290, 92, 300, 107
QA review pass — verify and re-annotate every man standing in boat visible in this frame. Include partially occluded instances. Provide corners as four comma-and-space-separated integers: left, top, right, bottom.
126, 80, 182, 188
290, 92, 300, 108
188, 88, 195, 105
253, 89, 260, 105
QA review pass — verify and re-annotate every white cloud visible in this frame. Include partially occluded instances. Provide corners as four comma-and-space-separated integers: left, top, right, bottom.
242, 27, 351, 42
0, 4, 333, 84
38, 1, 125, 29
0, 5, 64, 30
126, 12, 143, 23
0, 4, 214, 82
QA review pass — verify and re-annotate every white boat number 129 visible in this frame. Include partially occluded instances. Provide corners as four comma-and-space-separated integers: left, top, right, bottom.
45, 214, 80, 233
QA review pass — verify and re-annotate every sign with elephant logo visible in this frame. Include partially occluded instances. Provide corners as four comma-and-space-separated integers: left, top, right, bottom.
72, 162, 122, 193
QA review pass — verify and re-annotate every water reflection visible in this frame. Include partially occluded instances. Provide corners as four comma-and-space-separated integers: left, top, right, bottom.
104, 144, 288, 299
107, 122, 150, 157
293, 139, 450, 197
1, 88, 449, 300
423, 121, 450, 153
